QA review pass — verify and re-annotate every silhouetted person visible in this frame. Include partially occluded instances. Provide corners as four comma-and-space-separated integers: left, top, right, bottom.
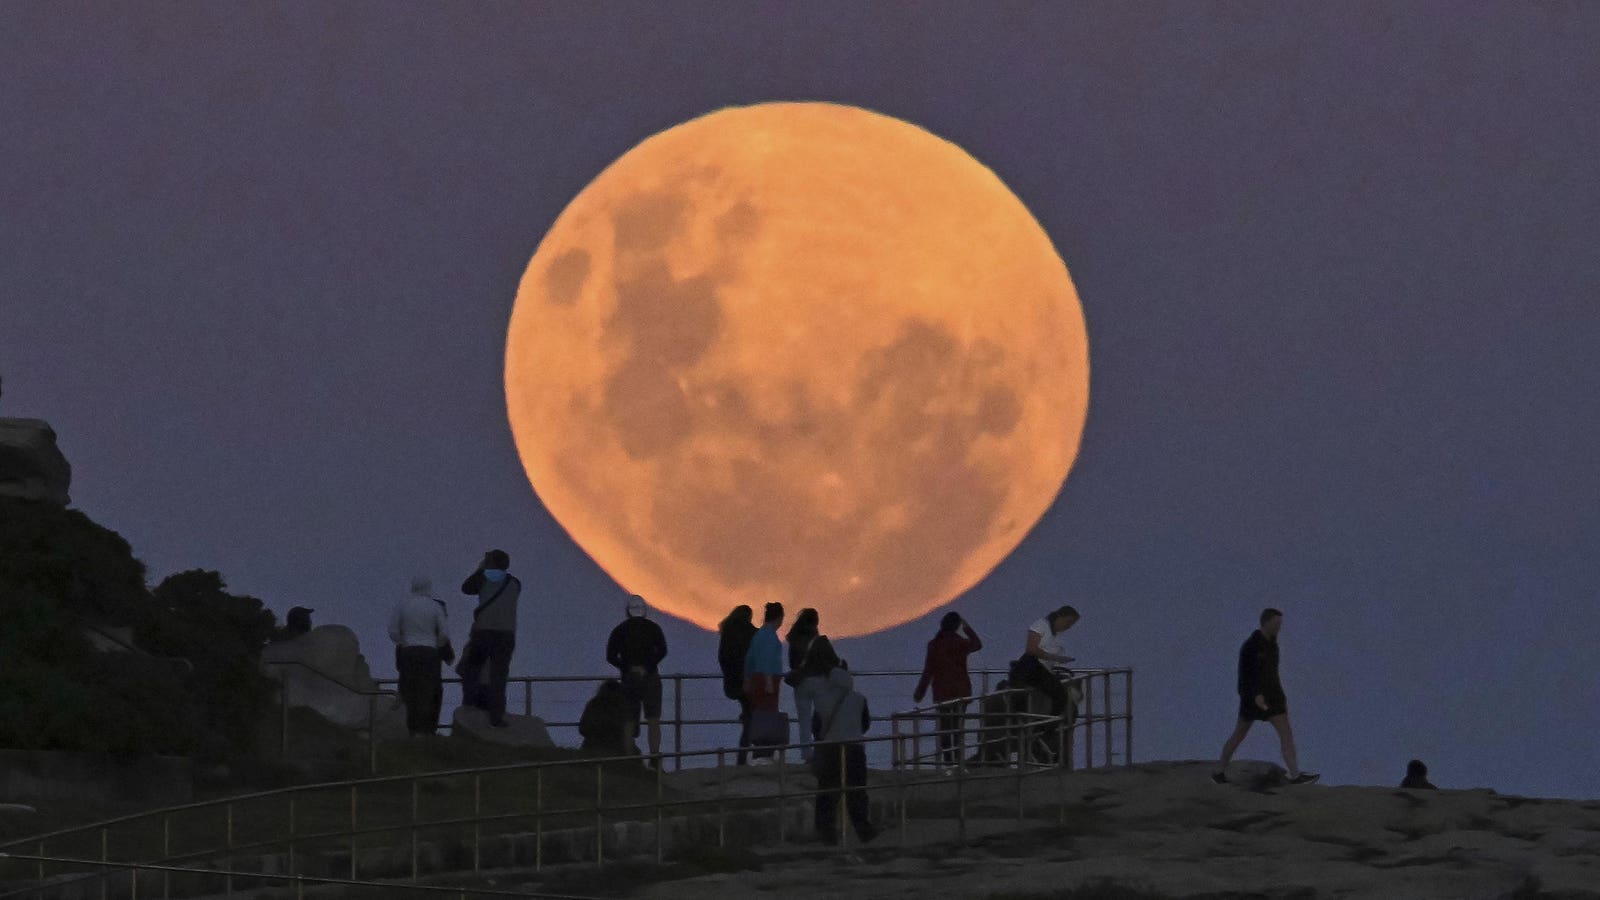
1402, 759, 1437, 790
1011, 605, 1079, 719
389, 577, 453, 737
607, 594, 668, 766
811, 666, 878, 845
284, 606, 314, 638
717, 605, 758, 765
971, 678, 1021, 765
455, 549, 521, 727
579, 679, 633, 756
1214, 608, 1319, 785
914, 612, 983, 768
743, 602, 786, 762
785, 607, 840, 762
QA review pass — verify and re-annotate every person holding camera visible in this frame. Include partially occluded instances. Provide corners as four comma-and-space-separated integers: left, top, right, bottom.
388, 576, 454, 737
455, 549, 521, 727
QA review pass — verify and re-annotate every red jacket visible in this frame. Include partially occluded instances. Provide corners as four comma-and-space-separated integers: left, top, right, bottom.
914, 626, 982, 703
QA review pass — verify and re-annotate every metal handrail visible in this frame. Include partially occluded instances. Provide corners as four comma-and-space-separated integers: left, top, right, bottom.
0, 705, 1093, 899
0, 852, 603, 899
1, 667, 1133, 899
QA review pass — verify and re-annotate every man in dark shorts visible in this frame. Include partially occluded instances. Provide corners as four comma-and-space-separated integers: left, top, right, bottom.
606, 595, 668, 767
1213, 608, 1319, 785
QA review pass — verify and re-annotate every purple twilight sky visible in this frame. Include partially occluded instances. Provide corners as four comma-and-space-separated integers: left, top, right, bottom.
2, 3, 1598, 797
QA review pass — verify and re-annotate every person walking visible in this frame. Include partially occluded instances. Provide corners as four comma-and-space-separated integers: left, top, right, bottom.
606, 594, 668, 766
388, 577, 454, 737
455, 550, 521, 727
743, 602, 786, 762
1213, 608, 1319, 785
717, 605, 758, 765
811, 666, 879, 845
914, 612, 983, 768
784, 608, 840, 762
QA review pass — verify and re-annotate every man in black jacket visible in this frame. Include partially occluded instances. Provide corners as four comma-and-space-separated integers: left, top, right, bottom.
1213, 608, 1319, 785
606, 595, 668, 766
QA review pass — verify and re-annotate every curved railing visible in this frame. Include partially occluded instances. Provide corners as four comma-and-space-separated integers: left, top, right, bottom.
0, 666, 1132, 899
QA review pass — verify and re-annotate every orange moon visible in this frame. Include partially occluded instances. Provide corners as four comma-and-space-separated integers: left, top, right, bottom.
506, 102, 1089, 637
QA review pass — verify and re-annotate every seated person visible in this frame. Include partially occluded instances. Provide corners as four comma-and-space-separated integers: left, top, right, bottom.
578, 679, 634, 756
1400, 759, 1437, 790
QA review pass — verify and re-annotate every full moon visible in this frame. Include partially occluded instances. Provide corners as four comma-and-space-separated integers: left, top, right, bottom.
506, 102, 1089, 636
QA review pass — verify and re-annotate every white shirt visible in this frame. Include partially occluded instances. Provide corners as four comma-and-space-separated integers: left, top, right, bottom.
1029, 617, 1065, 658
389, 594, 450, 649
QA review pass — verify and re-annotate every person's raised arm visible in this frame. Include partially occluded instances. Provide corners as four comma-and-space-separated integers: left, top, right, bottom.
963, 622, 982, 653
461, 569, 485, 595
913, 645, 934, 703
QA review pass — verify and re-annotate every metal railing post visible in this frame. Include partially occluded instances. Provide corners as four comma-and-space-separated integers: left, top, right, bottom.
535, 767, 544, 871
672, 676, 684, 772
1125, 669, 1135, 766
777, 746, 788, 845
523, 679, 532, 718
287, 795, 296, 882
472, 774, 482, 873
594, 764, 604, 868
1058, 723, 1068, 824
716, 749, 727, 848
836, 742, 847, 850
367, 694, 378, 774
911, 709, 922, 769
36, 839, 44, 885
348, 785, 358, 881
955, 758, 967, 845
1103, 674, 1112, 766
1084, 679, 1095, 769
281, 679, 291, 759
654, 756, 665, 863
1016, 723, 1027, 823
410, 780, 420, 881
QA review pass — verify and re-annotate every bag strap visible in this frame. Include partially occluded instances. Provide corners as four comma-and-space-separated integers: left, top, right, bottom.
472, 575, 513, 621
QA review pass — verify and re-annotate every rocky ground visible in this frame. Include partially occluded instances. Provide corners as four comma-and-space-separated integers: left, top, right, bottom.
500, 759, 1600, 900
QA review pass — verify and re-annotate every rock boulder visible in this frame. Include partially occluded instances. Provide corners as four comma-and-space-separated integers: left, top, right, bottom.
0, 418, 71, 506
260, 625, 407, 738
451, 706, 555, 749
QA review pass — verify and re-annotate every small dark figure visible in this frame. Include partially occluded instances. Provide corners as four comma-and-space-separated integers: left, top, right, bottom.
914, 612, 983, 768
811, 667, 878, 845
1401, 759, 1437, 790
455, 550, 521, 727
970, 678, 1019, 765
388, 577, 452, 737
284, 606, 314, 638
1214, 608, 1319, 785
717, 605, 758, 764
606, 594, 668, 765
578, 680, 633, 756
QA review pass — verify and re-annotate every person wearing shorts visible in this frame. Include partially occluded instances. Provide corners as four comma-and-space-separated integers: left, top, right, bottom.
606, 595, 668, 766
1214, 608, 1319, 785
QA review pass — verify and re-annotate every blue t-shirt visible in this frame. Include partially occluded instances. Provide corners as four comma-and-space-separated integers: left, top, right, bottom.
744, 624, 784, 676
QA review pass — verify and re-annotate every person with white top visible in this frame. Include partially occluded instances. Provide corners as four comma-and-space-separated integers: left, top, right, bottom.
1012, 605, 1080, 718
389, 576, 454, 737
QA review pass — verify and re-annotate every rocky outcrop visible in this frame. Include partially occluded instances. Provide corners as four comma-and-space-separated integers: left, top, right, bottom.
0, 418, 71, 506
259, 625, 407, 739
451, 706, 555, 748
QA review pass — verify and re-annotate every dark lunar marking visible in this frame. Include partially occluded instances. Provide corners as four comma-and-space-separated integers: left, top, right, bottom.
855, 319, 960, 413
715, 201, 760, 242
603, 356, 692, 460
608, 261, 723, 369
613, 190, 689, 254
544, 248, 590, 306
975, 386, 1022, 436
